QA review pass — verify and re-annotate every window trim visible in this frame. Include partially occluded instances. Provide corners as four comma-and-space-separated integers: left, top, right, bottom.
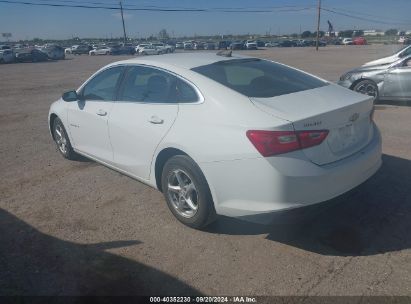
115, 63, 204, 105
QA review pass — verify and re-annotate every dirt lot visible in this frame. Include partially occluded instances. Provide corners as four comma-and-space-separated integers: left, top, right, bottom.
1, 45, 411, 296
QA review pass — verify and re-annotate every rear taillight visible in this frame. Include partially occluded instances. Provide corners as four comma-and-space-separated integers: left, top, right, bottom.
246, 129, 329, 157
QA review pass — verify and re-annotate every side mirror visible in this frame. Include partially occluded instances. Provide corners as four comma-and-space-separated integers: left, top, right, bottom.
62, 90, 78, 102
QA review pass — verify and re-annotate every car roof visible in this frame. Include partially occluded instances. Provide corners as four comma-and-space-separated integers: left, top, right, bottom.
111, 52, 247, 70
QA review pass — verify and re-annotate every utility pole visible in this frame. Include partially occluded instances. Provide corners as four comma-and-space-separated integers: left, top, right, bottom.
315, 0, 321, 51
119, 0, 127, 44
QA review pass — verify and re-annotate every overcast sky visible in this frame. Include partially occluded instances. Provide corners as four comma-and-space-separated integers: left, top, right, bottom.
1, 0, 411, 40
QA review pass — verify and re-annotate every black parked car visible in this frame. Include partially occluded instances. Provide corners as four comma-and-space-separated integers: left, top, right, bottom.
230, 41, 245, 50
110, 45, 136, 55
15, 49, 48, 63
278, 40, 297, 47
217, 41, 231, 50
256, 40, 266, 48
72, 45, 92, 55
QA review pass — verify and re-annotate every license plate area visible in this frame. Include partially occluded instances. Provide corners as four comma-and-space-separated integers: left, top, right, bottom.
328, 119, 369, 154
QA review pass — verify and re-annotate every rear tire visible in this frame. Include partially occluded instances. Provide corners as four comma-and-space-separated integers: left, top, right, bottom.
161, 155, 217, 229
52, 117, 77, 160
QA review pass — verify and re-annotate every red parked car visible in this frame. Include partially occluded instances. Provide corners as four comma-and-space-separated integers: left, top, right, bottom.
353, 37, 367, 45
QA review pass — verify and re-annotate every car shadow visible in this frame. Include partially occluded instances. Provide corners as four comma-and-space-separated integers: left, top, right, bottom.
205, 154, 411, 257
0, 209, 201, 296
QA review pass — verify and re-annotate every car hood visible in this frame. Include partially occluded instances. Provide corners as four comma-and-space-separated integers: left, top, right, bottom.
362, 55, 397, 67
348, 64, 390, 75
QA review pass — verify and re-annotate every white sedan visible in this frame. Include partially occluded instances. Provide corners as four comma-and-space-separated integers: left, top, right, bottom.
89, 47, 111, 56
48, 53, 382, 228
138, 45, 161, 55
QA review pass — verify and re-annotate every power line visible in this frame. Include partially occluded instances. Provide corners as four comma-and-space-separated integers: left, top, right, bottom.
322, 7, 411, 26
324, 6, 410, 24
0, 0, 315, 13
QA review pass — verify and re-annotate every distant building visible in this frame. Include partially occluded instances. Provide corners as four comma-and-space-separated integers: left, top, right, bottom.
325, 31, 339, 37
364, 30, 385, 36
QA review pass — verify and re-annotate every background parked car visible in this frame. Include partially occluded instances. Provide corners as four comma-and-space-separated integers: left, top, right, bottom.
0, 44, 11, 50
183, 41, 193, 50
110, 45, 136, 55
265, 41, 280, 47
245, 40, 258, 50
41, 45, 65, 60
135, 43, 150, 53
362, 45, 411, 67
217, 41, 231, 50
72, 45, 92, 55
342, 38, 353, 45
230, 41, 245, 50
353, 37, 367, 45
89, 46, 111, 56
204, 42, 216, 50
193, 42, 205, 50
256, 40, 265, 48
278, 40, 297, 47
175, 42, 184, 49
15, 49, 48, 63
139, 45, 161, 55
152, 42, 175, 53
0, 49, 14, 63
339, 55, 411, 102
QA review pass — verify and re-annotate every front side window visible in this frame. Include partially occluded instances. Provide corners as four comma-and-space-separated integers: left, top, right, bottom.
192, 58, 328, 98
118, 66, 199, 103
82, 66, 124, 101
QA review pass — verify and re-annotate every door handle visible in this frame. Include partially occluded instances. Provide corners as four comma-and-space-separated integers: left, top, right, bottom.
96, 109, 107, 116
149, 116, 164, 124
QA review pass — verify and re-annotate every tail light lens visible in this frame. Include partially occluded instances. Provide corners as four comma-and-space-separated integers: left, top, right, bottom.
246, 130, 329, 157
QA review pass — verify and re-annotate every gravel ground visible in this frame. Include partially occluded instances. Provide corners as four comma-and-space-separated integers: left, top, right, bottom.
0, 45, 410, 296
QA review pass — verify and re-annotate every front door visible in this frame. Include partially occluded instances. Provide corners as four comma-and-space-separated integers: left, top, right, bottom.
67, 66, 125, 162
382, 59, 411, 99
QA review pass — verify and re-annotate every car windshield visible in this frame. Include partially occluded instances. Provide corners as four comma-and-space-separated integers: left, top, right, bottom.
192, 58, 328, 98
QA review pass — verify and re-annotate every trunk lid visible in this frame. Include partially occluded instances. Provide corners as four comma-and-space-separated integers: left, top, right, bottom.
250, 84, 374, 165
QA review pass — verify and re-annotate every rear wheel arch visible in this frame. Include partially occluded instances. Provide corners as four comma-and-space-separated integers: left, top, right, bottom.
154, 148, 188, 192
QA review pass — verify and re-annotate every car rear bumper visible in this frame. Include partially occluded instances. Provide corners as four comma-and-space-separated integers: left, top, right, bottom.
200, 126, 382, 219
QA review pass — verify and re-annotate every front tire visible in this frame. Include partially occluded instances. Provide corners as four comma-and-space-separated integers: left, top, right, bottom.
52, 117, 77, 160
352, 80, 379, 101
161, 155, 216, 229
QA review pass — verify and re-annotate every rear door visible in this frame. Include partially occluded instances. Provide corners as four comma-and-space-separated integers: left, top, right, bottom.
109, 65, 199, 179
67, 66, 125, 162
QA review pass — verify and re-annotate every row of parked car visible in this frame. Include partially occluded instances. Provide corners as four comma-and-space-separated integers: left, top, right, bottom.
0, 44, 66, 63
64, 42, 176, 56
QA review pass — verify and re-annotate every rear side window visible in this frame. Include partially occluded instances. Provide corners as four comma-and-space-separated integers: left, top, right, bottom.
192, 58, 327, 98
118, 66, 199, 103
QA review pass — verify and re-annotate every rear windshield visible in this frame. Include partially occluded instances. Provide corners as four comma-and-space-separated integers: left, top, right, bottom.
192, 58, 327, 98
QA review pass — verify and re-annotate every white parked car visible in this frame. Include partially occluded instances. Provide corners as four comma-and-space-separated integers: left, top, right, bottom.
89, 47, 111, 56
342, 38, 353, 45
151, 43, 174, 54
139, 45, 161, 55
135, 44, 150, 53
0, 49, 14, 63
48, 53, 382, 228
362, 45, 411, 67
